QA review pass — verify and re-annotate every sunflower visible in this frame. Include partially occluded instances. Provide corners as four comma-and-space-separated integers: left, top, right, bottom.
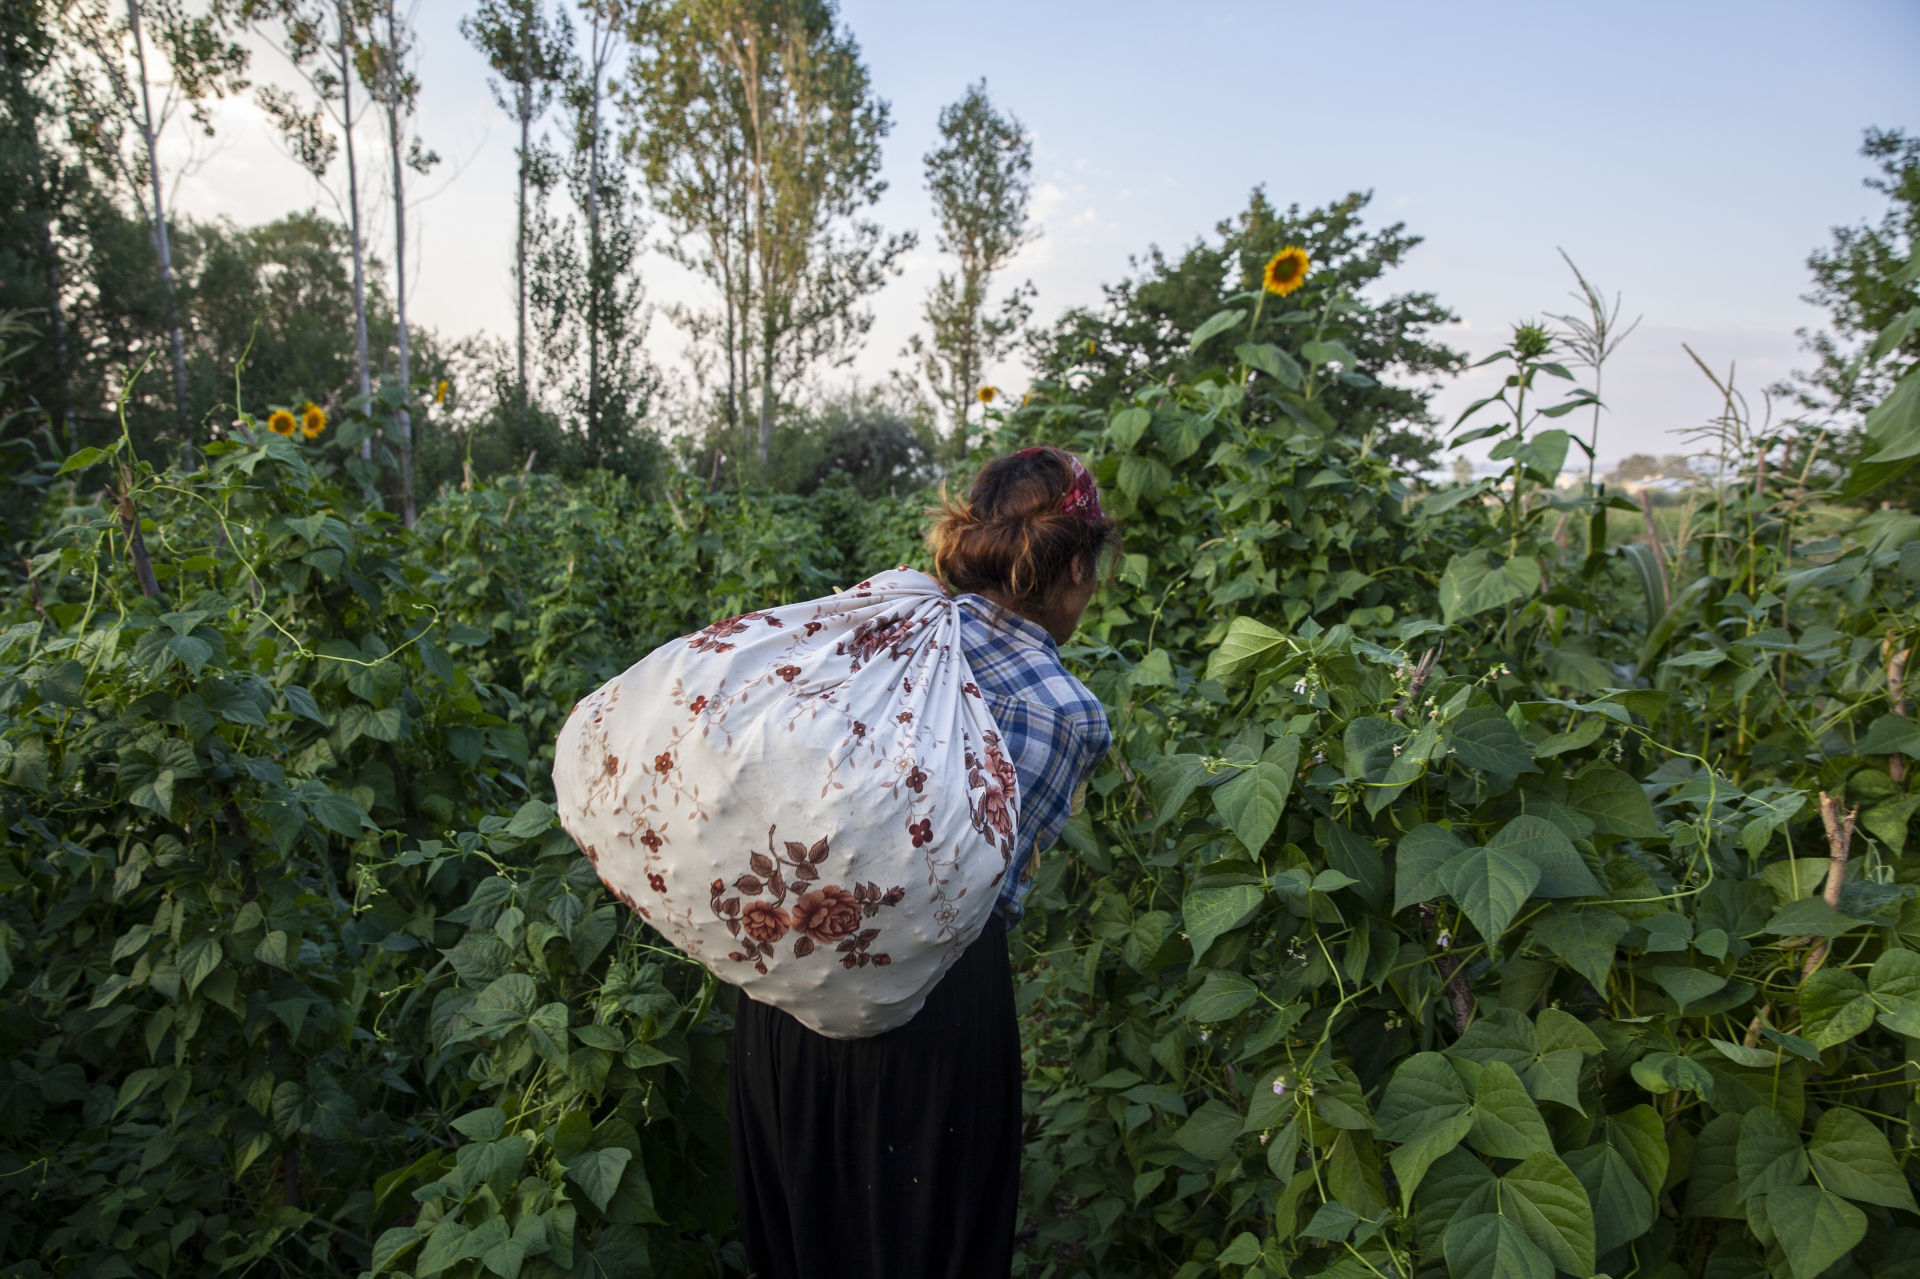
1511, 322, 1553, 360
434, 379, 449, 405
300, 402, 327, 438
977, 386, 998, 404
267, 409, 297, 436
1262, 246, 1311, 296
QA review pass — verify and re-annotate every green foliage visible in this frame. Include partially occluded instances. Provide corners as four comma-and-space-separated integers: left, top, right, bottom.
1782, 127, 1919, 420
1028, 190, 1466, 466
7, 211, 1920, 1279
627, 0, 915, 470
1782, 127, 1920, 511
0, 396, 932, 1274
911, 78, 1036, 457
176, 213, 397, 424
987, 292, 1920, 1278
704, 382, 937, 498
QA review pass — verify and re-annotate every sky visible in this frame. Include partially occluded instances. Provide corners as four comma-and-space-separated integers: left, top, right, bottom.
162, 0, 1919, 472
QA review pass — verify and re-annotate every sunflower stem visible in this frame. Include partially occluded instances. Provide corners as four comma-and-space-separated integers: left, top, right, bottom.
1239, 292, 1268, 387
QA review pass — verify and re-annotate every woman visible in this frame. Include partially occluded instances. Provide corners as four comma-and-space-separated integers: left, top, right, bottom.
728, 446, 1118, 1278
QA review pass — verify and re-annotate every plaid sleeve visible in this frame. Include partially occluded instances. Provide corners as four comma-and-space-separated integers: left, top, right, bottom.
956, 598, 1112, 920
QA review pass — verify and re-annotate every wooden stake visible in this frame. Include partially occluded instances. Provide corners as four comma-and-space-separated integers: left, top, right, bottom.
117, 464, 160, 599
1422, 902, 1476, 1032
503, 450, 537, 525
1802, 792, 1857, 976
1392, 646, 1441, 722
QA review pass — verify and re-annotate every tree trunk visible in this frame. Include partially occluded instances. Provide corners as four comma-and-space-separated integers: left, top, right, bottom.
117, 466, 160, 599
384, 0, 415, 526
723, 261, 738, 433
126, 0, 190, 433
964, 266, 986, 459
734, 26, 768, 466
758, 307, 772, 466
339, 0, 372, 458
515, 59, 529, 412
1803, 794, 1858, 976
585, 9, 603, 458
41, 214, 68, 446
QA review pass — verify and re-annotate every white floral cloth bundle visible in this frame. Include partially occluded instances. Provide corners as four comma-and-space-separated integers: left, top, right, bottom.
552, 568, 1020, 1038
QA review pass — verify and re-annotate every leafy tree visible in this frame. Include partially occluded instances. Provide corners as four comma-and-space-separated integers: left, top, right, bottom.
560, 2, 664, 476
358, 0, 437, 524
57, 0, 251, 433
460, 0, 572, 419
1605, 453, 1695, 484
0, 0, 269, 471
624, 0, 753, 444
1776, 128, 1920, 508
0, 0, 252, 459
0, 0, 74, 449
756, 380, 934, 497
626, 0, 912, 467
1781, 127, 1920, 419
906, 79, 1035, 460
1029, 189, 1464, 465
242, 0, 381, 414
175, 210, 392, 419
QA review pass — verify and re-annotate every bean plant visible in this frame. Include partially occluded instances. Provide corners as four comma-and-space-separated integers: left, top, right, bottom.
996, 291, 1920, 1279
0, 384, 922, 1277
1, 273, 1917, 1279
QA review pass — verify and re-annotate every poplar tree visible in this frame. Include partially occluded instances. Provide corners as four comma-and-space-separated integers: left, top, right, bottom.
59, 0, 249, 435
625, 0, 752, 441
1781, 127, 1920, 417
245, 0, 378, 415
483, 0, 656, 477
579, 1, 617, 459
910, 80, 1036, 459
460, 0, 572, 417
627, 0, 911, 468
360, 0, 436, 524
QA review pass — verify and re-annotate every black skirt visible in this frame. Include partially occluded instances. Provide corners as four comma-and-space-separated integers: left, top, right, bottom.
728, 913, 1023, 1279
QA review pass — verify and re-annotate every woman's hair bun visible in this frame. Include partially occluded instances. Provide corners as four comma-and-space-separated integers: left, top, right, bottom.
925, 447, 1120, 607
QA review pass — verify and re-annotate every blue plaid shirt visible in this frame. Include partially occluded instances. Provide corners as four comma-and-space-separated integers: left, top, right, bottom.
955, 595, 1112, 920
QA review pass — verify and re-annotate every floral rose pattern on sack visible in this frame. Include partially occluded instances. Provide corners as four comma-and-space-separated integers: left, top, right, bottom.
965, 730, 1017, 880
839, 611, 925, 667
711, 827, 904, 973
687, 608, 782, 654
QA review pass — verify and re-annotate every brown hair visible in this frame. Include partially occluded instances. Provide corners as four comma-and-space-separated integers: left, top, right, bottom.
926, 447, 1120, 608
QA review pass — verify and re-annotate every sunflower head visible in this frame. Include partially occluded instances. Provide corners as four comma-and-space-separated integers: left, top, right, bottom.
435, 379, 449, 405
267, 409, 297, 437
1511, 322, 1553, 361
1262, 246, 1311, 296
1085, 338, 1097, 356
977, 386, 998, 404
300, 402, 327, 438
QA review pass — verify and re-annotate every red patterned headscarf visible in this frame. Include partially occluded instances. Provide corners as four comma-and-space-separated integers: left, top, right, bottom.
1015, 447, 1105, 524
